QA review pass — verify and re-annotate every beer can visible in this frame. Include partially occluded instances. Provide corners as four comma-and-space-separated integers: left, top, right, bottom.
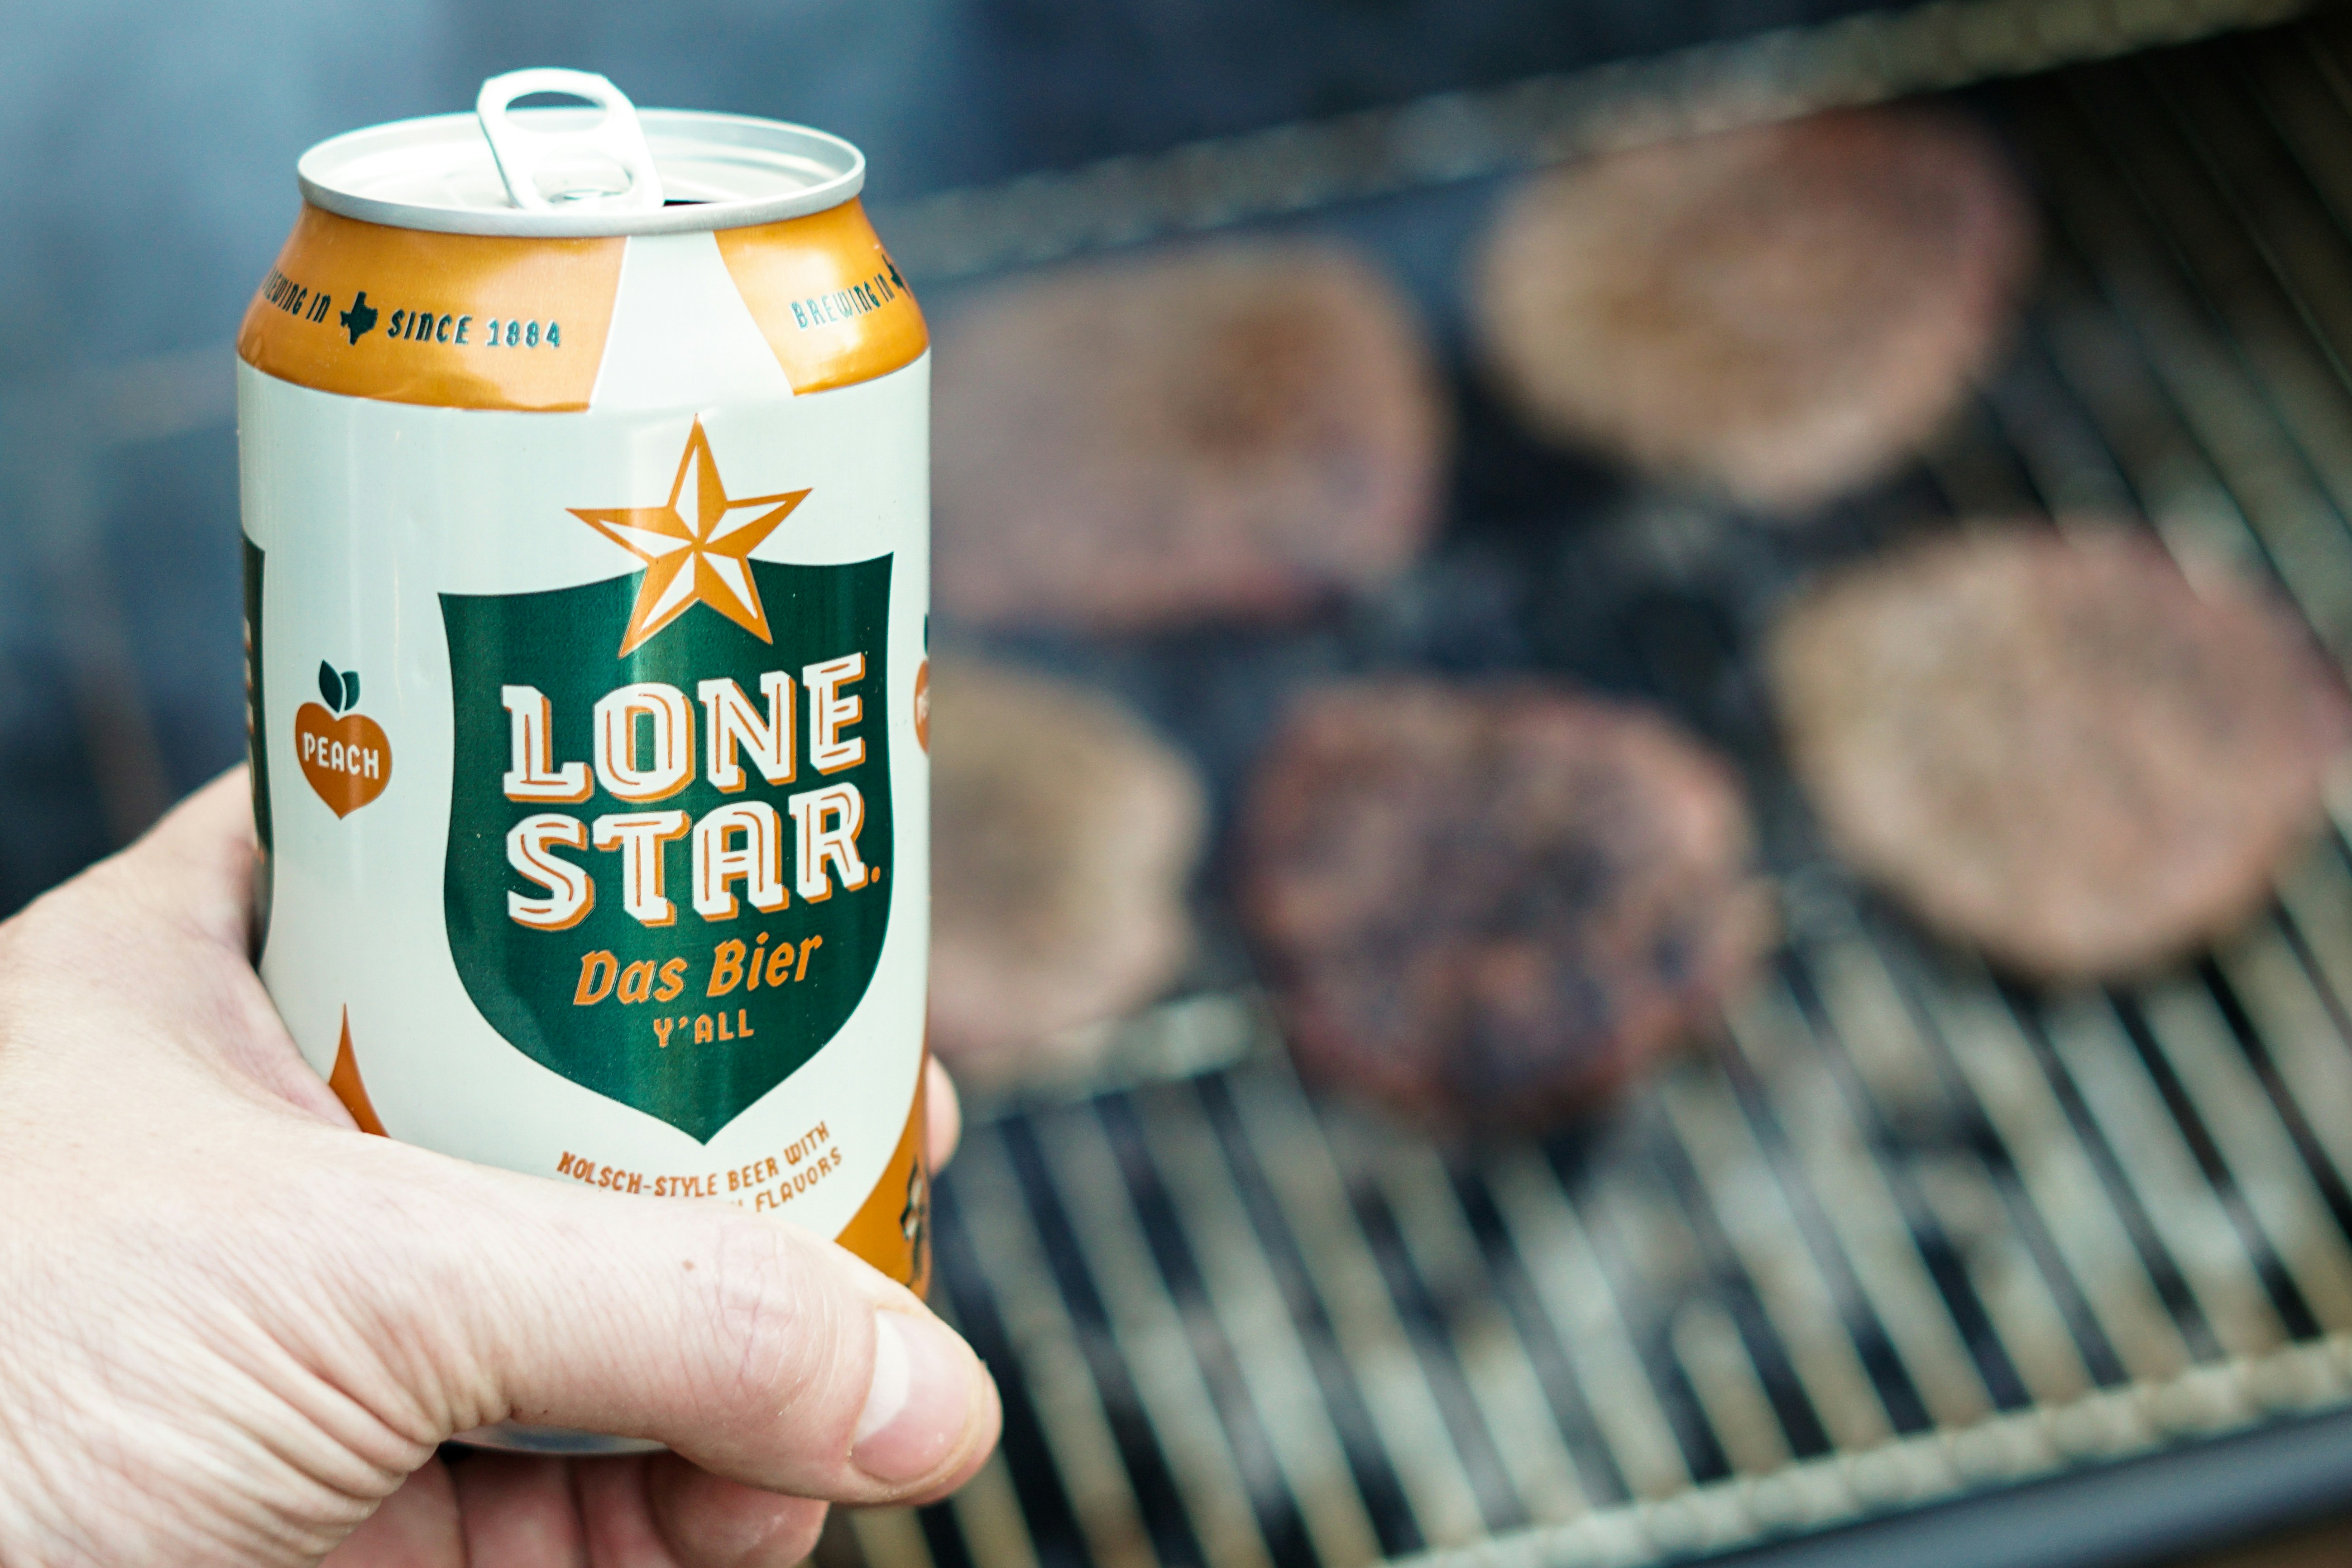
237, 70, 932, 1450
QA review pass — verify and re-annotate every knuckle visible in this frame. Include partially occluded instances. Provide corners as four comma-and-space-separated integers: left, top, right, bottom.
686, 1219, 861, 1420
759, 1497, 832, 1566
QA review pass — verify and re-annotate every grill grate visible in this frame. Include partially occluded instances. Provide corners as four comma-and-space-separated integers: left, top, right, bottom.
819, 10, 2352, 1568
875, 0, 2312, 285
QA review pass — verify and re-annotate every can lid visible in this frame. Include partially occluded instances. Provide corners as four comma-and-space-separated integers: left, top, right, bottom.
297, 69, 865, 237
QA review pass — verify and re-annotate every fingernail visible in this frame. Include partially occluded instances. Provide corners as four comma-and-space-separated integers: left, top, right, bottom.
853, 1311, 974, 1484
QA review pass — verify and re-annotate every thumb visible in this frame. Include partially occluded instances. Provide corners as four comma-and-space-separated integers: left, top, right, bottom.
109, 777, 1001, 1501
303, 1131, 999, 1505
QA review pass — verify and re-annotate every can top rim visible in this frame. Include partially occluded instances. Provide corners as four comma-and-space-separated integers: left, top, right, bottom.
297, 107, 866, 237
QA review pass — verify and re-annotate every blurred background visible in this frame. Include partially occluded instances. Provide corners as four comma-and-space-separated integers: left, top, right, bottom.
0, 0, 1852, 903
26, 1, 2352, 1566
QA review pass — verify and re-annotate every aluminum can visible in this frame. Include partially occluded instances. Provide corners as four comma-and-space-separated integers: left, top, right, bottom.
237, 71, 932, 1448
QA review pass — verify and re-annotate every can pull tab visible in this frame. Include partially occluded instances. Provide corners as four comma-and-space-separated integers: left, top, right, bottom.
476, 68, 665, 213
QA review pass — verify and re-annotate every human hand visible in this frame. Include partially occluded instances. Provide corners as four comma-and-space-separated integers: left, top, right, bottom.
0, 770, 998, 1568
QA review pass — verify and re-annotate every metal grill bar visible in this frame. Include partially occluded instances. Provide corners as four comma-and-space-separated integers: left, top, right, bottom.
1225, 1060, 1495, 1548
1669, 1297, 1796, 1480
1130, 1087, 1388, 1566
848, 1504, 935, 1568
1901, 965, 2198, 1387
2042, 993, 2290, 1362
1906, 1139, 2103, 1412
1577, 1150, 1739, 1487
2226, 908, 2352, 1206
938, 1133, 1157, 1568
2144, 981, 2352, 1329
1653, 1069, 1897, 1453
1740, 964, 2107, 1429
1731, 983, 2041, 1439
2032, 61, 2352, 642
873, 0, 2312, 282
810, 11, 2352, 1568
1482, 1147, 1695, 1504
1785, 941, 2013, 1426
946, 1456, 1041, 1568
1349, 1132, 1592, 1527
1031, 1107, 1278, 1568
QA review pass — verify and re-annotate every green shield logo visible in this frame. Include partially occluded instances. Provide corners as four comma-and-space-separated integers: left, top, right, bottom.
440, 555, 895, 1143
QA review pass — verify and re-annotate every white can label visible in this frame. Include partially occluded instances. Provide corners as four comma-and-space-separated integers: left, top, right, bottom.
240, 350, 930, 1244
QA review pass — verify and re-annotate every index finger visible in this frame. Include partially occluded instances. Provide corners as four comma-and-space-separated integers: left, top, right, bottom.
925, 1057, 962, 1172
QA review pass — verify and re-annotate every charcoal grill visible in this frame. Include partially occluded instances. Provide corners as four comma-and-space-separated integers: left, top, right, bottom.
821, 5, 2352, 1566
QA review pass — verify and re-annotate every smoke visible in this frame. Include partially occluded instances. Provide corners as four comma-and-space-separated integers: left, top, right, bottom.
0, 0, 450, 373
0, 0, 1874, 375
0, 0, 1879, 903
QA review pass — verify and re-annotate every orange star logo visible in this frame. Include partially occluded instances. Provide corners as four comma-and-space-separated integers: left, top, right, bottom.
570, 419, 811, 656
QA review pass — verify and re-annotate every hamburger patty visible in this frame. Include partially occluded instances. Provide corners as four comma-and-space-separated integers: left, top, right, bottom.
1771, 524, 2352, 978
928, 657, 1207, 1083
934, 241, 1446, 631
1472, 106, 2035, 513
1240, 680, 1772, 1128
